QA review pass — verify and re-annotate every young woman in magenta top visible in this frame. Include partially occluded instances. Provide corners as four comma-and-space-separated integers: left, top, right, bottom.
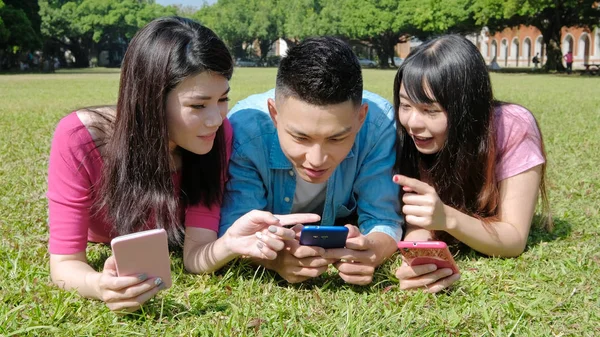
47, 17, 317, 312
392, 35, 551, 293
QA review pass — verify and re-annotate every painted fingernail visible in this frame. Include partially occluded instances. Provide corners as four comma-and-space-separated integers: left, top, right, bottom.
257, 242, 264, 249
138, 273, 148, 281
268, 226, 277, 233
255, 232, 263, 240
154, 277, 163, 286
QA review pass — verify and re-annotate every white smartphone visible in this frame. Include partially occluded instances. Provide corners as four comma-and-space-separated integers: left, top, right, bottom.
110, 228, 172, 289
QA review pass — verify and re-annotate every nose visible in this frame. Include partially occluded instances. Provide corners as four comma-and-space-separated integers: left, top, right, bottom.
204, 107, 223, 128
306, 143, 327, 168
405, 109, 425, 131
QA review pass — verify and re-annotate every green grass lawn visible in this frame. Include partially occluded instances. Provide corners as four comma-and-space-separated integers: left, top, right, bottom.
1, 68, 599, 336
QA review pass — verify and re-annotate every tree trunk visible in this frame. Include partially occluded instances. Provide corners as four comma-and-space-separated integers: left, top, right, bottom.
538, 19, 565, 72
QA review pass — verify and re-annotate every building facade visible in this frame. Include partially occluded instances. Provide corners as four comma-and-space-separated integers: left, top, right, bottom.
473, 26, 600, 69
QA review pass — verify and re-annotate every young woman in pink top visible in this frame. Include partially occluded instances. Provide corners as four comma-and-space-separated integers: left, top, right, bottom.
391, 35, 551, 293
47, 17, 317, 312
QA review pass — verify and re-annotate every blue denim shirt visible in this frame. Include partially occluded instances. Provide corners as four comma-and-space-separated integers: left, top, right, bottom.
219, 89, 403, 241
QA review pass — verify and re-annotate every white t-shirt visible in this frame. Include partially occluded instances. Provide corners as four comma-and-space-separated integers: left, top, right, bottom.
291, 170, 327, 215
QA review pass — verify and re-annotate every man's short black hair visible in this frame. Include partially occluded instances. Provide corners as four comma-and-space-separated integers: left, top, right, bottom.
276, 36, 363, 106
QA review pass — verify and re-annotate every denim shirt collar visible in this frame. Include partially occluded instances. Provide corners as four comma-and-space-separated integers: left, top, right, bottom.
268, 133, 356, 169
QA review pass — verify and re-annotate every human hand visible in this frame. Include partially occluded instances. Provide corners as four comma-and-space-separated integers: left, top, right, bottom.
395, 260, 460, 293
96, 256, 165, 312
393, 175, 448, 231
322, 226, 394, 285
225, 211, 320, 260
262, 224, 338, 283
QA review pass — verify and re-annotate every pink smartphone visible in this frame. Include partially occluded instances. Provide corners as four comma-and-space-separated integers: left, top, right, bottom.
397, 241, 459, 274
110, 228, 172, 289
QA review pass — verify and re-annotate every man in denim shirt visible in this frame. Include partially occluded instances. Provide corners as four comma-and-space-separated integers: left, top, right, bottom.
219, 37, 402, 285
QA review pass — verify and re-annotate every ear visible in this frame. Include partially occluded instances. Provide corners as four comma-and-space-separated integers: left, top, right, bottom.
267, 98, 279, 127
357, 102, 368, 127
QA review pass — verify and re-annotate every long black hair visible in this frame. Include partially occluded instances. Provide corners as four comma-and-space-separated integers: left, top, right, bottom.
393, 34, 550, 230
92, 17, 233, 245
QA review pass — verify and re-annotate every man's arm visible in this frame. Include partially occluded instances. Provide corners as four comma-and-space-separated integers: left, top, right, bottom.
353, 103, 403, 243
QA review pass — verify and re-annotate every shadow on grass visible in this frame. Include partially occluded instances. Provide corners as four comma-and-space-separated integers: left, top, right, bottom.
449, 214, 573, 262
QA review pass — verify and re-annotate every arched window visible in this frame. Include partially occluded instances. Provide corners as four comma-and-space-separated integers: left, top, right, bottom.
501, 39, 508, 67
511, 37, 520, 67
535, 35, 544, 64
578, 33, 590, 64
523, 37, 532, 67
595, 28, 600, 57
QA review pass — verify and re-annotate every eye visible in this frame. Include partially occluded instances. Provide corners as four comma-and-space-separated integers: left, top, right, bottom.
424, 108, 443, 115
329, 137, 346, 143
218, 97, 230, 103
292, 135, 308, 142
190, 104, 206, 109
399, 103, 412, 111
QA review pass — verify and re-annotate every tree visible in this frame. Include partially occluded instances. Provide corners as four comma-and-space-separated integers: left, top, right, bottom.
40, 0, 176, 67
247, 0, 285, 64
194, 0, 250, 59
472, 0, 600, 71
282, 0, 343, 44
339, 0, 406, 68
400, 0, 476, 38
0, 0, 42, 69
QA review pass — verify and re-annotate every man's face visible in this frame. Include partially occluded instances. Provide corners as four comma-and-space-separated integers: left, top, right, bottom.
268, 96, 367, 184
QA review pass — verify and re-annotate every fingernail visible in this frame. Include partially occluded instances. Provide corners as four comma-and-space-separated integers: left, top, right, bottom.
393, 176, 399, 182
138, 273, 148, 281
154, 277, 163, 286
427, 265, 437, 272
271, 216, 280, 222
442, 268, 453, 277
257, 242, 264, 249
255, 232, 263, 240
268, 226, 277, 233
158, 282, 166, 290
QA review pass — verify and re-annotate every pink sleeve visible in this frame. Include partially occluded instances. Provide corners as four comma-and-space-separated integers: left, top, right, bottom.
184, 118, 233, 232
495, 104, 545, 181
47, 113, 101, 254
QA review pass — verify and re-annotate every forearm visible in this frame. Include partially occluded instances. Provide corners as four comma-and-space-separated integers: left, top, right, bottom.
50, 258, 102, 300
183, 235, 239, 274
403, 226, 433, 241
366, 232, 398, 265
445, 206, 527, 257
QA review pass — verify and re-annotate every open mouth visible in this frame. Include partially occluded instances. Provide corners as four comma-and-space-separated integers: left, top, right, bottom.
412, 135, 433, 146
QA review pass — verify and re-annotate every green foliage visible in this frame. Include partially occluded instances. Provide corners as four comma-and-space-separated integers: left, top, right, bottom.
39, 0, 176, 67
0, 0, 41, 52
282, 0, 343, 40
195, 0, 251, 58
402, 0, 474, 35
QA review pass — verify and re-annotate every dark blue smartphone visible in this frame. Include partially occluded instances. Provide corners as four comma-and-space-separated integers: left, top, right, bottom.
299, 225, 349, 249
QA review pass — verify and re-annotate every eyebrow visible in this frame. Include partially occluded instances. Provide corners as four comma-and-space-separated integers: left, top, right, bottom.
186, 87, 230, 100
399, 93, 438, 104
287, 126, 353, 138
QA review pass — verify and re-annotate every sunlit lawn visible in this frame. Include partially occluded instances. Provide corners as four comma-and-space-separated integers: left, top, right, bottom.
0, 67, 599, 336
